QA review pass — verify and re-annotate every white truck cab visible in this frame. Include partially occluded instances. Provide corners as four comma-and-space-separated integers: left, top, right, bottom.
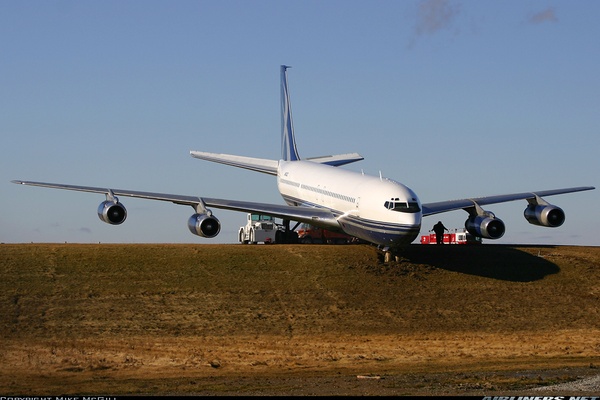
238, 213, 280, 244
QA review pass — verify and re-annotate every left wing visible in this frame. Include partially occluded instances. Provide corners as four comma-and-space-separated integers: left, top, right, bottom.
421, 186, 595, 216
11, 180, 339, 228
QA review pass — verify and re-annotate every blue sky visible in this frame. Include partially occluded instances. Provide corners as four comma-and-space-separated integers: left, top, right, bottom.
1, 0, 598, 245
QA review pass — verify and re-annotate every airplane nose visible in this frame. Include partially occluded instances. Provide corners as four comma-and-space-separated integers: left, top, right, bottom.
403, 211, 422, 227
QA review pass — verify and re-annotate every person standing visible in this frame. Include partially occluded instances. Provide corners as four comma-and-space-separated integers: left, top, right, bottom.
431, 221, 449, 244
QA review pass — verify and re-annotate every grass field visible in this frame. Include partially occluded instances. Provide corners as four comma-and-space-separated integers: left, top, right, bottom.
1, 243, 599, 395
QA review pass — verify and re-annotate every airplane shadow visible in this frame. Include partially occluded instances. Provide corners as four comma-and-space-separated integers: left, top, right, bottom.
393, 244, 560, 282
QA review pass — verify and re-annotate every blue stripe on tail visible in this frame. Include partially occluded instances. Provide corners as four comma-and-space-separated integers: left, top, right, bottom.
281, 65, 300, 161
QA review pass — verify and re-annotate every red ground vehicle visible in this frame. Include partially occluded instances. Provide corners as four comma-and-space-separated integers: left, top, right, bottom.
297, 223, 355, 244
420, 229, 482, 245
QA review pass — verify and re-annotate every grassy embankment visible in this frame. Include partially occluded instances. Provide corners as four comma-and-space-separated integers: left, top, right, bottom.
1, 243, 599, 394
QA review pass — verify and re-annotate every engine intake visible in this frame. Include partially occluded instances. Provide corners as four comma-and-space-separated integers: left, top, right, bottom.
188, 213, 221, 238
98, 200, 127, 225
465, 215, 505, 239
524, 204, 565, 227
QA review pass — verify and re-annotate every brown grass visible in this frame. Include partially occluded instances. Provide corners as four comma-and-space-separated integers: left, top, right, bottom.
1, 243, 599, 395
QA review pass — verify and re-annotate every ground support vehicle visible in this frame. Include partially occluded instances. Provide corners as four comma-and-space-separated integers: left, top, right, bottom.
420, 228, 482, 245
297, 223, 355, 244
239, 214, 280, 244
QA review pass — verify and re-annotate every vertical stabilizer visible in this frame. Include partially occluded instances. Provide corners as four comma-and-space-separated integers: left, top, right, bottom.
281, 65, 300, 161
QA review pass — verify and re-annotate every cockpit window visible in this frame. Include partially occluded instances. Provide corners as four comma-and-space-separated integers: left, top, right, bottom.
384, 198, 421, 213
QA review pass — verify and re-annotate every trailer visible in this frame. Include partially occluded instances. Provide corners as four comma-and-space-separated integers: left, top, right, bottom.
420, 229, 482, 245
297, 223, 357, 244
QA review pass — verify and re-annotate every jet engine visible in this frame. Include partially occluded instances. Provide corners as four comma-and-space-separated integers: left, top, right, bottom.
524, 204, 565, 227
188, 213, 221, 238
97, 200, 127, 225
465, 214, 505, 239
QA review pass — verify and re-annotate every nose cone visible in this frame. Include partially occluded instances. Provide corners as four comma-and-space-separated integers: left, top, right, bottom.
408, 212, 422, 229
398, 185, 422, 242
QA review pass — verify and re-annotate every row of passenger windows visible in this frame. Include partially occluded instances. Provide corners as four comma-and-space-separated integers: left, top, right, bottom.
279, 178, 300, 188
279, 178, 355, 203
301, 184, 356, 203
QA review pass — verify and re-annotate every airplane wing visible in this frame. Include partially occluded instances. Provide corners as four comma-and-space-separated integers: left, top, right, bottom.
11, 180, 339, 227
421, 186, 595, 216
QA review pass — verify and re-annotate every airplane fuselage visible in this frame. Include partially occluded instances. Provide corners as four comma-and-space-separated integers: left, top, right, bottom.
277, 160, 422, 245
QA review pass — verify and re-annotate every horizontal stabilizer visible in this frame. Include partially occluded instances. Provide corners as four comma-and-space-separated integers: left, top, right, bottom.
190, 151, 279, 175
305, 153, 364, 167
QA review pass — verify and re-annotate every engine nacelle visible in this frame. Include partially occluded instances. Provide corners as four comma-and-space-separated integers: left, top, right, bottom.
465, 215, 505, 239
97, 200, 127, 225
524, 204, 565, 227
188, 213, 221, 238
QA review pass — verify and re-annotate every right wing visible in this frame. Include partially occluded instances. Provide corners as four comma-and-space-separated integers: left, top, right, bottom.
421, 186, 595, 216
11, 180, 340, 228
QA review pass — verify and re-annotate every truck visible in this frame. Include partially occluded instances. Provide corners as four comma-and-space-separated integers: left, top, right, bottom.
296, 223, 355, 244
420, 228, 482, 245
239, 213, 281, 244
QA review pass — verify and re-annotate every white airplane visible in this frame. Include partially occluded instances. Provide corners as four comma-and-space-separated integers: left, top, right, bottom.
12, 66, 595, 248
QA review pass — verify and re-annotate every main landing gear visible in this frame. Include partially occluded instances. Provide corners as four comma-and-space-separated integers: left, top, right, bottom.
275, 219, 299, 244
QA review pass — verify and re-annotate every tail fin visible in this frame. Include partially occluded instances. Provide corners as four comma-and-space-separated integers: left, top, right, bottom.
281, 65, 300, 161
